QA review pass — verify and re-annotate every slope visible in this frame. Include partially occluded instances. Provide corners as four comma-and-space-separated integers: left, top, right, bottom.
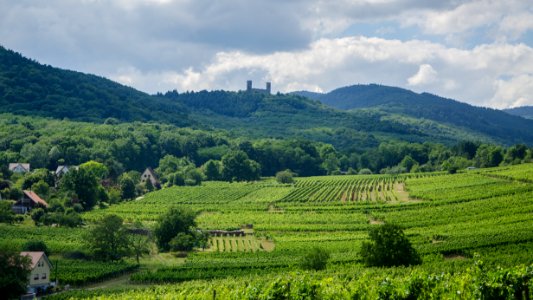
294, 84, 533, 145
0, 46, 190, 125
504, 106, 533, 120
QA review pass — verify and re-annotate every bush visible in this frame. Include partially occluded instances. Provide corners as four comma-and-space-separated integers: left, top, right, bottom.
276, 169, 295, 184
154, 207, 197, 251
169, 233, 195, 251
301, 247, 330, 270
22, 240, 49, 255
360, 223, 421, 267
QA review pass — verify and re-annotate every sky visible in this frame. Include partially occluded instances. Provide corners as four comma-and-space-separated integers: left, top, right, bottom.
0, 0, 532, 109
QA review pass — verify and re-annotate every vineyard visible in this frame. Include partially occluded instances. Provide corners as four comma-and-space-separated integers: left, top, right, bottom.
1, 163, 532, 297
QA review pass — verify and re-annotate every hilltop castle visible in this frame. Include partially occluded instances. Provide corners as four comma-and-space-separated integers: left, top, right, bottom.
246, 80, 271, 94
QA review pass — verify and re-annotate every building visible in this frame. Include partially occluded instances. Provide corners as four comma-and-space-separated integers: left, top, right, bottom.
55, 165, 78, 177
13, 191, 49, 214
141, 167, 161, 189
246, 80, 271, 94
20, 251, 52, 293
9, 163, 30, 173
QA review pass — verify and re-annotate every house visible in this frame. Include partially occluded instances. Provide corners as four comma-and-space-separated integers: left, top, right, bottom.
12, 190, 49, 214
20, 251, 53, 294
141, 167, 161, 189
8, 163, 30, 173
55, 165, 78, 177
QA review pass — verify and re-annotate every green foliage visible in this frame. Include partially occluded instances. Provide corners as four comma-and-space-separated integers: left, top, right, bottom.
119, 174, 136, 200
169, 232, 195, 251
60, 168, 101, 210
22, 240, 49, 256
86, 215, 130, 261
360, 223, 421, 267
154, 207, 197, 251
0, 201, 16, 224
0, 249, 31, 300
301, 247, 330, 270
276, 169, 295, 184
221, 150, 261, 182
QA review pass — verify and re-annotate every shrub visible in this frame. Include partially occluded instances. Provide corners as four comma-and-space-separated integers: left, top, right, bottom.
360, 223, 421, 267
276, 169, 295, 184
301, 247, 330, 270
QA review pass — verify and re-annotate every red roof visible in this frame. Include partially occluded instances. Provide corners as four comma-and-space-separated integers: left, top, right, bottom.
23, 190, 49, 208
20, 251, 52, 269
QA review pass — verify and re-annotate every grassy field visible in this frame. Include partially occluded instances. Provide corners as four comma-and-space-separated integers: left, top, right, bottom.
2, 164, 532, 298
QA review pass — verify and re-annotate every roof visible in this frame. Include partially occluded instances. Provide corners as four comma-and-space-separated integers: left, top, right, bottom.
56, 165, 78, 174
23, 190, 49, 208
143, 167, 159, 180
8, 163, 30, 172
20, 252, 52, 269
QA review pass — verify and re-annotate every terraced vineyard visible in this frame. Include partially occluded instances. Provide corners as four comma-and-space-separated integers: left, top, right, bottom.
4, 164, 533, 298
280, 174, 413, 203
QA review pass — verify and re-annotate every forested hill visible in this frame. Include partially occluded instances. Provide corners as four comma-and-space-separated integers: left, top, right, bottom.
293, 84, 533, 145
0, 46, 190, 125
504, 106, 533, 120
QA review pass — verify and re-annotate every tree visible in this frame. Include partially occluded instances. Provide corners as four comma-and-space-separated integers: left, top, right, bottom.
128, 222, 151, 264
275, 169, 295, 184
79, 160, 109, 179
0, 249, 31, 299
360, 223, 421, 267
399, 155, 418, 172
0, 201, 16, 224
120, 174, 136, 200
301, 247, 330, 270
154, 207, 197, 251
203, 160, 222, 181
87, 215, 130, 261
221, 150, 261, 182
60, 168, 101, 210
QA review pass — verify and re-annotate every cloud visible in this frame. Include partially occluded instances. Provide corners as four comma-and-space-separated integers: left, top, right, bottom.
143, 36, 532, 108
407, 64, 438, 86
0, 0, 531, 109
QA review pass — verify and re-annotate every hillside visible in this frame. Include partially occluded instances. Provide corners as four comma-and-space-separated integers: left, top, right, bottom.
1, 45, 531, 150
504, 106, 533, 119
293, 84, 533, 145
162, 90, 497, 151
0, 46, 190, 125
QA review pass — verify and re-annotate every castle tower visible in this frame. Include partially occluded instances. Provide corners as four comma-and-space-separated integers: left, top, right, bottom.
266, 82, 271, 94
246, 80, 252, 92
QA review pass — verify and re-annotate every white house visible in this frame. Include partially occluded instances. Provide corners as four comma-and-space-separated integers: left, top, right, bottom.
9, 163, 30, 173
141, 167, 161, 189
55, 165, 78, 177
20, 251, 52, 293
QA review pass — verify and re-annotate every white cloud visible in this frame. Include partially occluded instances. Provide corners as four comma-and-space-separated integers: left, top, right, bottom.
490, 75, 533, 109
154, 36, 532, 108
407, 64, 438, 86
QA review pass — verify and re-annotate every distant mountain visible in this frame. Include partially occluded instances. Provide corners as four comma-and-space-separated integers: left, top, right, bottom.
0, 46, 190, 125
293, 84, 533, 145
1, 45, 532, 150
504, 106, 533, 120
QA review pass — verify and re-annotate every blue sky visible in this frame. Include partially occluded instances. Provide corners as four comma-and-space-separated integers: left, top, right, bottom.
0, 0, 532, 108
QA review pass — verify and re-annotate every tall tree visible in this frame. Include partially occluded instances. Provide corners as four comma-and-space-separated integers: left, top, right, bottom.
221, 150, 261, 182
0, 249, 32, 299
86, 215, 130, 261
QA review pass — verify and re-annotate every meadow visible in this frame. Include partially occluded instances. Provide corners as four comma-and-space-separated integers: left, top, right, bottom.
1, 164, 532, 298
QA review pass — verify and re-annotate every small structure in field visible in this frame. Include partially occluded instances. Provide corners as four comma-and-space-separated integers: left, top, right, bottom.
9, 163, 30, 173
141, 167, 161, 189
55, 165, 78, 178
20, 251, 52, 294
13, 191, 49, 214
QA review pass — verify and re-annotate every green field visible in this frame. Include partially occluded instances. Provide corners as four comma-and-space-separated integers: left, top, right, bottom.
2, 164, 532, 298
